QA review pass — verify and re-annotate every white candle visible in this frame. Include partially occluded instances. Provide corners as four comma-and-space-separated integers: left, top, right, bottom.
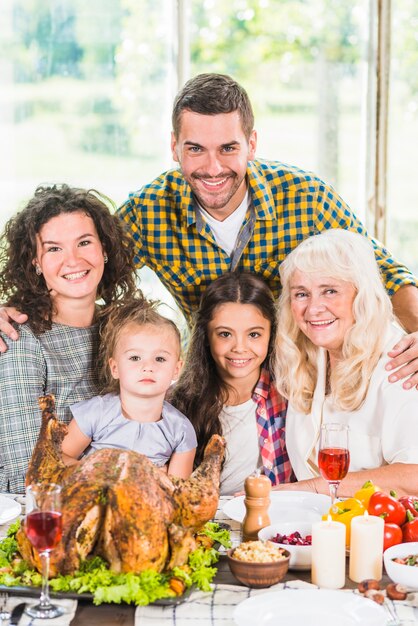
311, 516, 346, 589
349, 512, 384, 582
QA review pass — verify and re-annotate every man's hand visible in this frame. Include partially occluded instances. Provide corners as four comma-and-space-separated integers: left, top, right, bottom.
0, 307, 28, 353
386, 331, 418, 390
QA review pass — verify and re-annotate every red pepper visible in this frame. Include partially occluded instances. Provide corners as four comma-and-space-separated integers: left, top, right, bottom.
402, 510, 418, 542
399, 496, 418, 518
383, 523, 403, 550
368, 491, 406, 526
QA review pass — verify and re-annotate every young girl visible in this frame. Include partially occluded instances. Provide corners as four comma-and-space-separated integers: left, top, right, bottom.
62, 298, 197, 479
170, 272, 294, 494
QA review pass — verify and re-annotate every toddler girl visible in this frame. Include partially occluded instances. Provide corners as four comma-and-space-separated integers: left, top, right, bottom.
62, 298, 196, 478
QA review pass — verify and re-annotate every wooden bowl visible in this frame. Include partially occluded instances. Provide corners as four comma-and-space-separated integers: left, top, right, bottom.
226, 545, 290, 588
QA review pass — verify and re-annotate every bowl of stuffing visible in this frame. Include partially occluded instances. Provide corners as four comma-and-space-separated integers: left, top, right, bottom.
258, 521, 312, 571
226, 540, 290, 588
384, 542, 418, 589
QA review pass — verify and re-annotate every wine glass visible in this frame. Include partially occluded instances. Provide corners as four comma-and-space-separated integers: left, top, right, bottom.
318, 423, 350, 510
24, 483, 64, 619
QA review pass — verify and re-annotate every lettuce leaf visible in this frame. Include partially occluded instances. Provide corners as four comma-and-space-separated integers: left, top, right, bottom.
201, 522, 232, 548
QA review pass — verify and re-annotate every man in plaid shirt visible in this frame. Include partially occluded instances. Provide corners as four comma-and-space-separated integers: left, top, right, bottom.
115, 73, 418, 389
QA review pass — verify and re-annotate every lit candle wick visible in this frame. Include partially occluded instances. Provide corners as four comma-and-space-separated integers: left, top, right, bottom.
364, 510, 369, 520
327, 514, 332, 524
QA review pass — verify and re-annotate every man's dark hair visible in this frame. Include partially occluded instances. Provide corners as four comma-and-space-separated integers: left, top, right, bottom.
172, 73, 254, 139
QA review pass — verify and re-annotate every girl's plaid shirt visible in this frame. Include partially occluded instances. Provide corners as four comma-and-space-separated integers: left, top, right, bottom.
252, 366, 295, 485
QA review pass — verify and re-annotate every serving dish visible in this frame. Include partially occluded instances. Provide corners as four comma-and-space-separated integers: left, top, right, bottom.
258, 521, 312, 571
0, 583, 193, 606
384, 541, 418, 589
0, 522, 230, 607
222, 491, 330, 524
233, 589, 386, 626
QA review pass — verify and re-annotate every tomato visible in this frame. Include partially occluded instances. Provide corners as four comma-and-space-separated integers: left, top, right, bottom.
368, 492, 406, 526
383, 523, 403, 550
403, 510, 418, 542
399, 496, 418, 518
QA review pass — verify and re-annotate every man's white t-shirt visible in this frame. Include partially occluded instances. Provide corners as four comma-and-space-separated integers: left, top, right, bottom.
198, 192, 250, 256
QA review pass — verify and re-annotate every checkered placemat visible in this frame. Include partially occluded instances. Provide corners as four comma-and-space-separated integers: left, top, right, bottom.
135, 579, 417, 625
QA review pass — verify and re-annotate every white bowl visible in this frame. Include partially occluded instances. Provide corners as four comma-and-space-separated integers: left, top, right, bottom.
258, 521, 312, 571
384, 541, 418, 589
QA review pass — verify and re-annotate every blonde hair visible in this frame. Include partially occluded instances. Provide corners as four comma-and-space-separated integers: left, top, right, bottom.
274, 229, 394, 412
99, 295, 181, 394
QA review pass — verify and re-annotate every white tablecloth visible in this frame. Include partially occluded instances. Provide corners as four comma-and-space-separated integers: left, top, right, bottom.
2, 596, 77, 626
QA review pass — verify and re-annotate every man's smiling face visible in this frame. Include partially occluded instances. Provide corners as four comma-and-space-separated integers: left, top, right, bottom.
171, 110, 257, 221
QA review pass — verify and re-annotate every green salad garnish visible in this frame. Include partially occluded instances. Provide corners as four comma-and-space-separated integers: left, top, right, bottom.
200, 521, 232, 548
0, 520, 230, 606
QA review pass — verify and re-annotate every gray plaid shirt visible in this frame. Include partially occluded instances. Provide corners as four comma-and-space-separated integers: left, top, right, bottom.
0, 322, 100, 493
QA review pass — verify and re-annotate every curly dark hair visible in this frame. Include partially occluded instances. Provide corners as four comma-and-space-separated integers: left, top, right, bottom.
172, 73, 254, 140
169, 272, 276, 467
0, 183, 138, 335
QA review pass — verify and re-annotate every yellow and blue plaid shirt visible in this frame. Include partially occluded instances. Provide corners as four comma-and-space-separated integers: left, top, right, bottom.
118, 159, 417, 324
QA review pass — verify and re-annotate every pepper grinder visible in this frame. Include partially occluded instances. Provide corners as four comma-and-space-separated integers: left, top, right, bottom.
242, 471, 271, 541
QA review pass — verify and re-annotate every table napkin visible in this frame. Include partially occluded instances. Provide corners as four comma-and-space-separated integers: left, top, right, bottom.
135, 580, 416, 626
4, 595, 77, 626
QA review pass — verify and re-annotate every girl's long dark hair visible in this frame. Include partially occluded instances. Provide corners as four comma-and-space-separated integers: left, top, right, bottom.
0, 184, 138, 335
169, 272, 276, 467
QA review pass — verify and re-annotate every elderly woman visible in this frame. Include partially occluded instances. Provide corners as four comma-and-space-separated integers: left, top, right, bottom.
274, 229, 418, 497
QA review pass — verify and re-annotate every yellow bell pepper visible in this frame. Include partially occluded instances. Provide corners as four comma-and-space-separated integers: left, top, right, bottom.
322, 498, 366, 546
354, 480, 381, 508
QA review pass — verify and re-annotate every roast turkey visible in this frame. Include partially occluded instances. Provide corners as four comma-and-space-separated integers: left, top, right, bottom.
17, 394, 225, 576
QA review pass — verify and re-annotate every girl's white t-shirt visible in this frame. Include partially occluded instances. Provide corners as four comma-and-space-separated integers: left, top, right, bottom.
219, 398, 261, 495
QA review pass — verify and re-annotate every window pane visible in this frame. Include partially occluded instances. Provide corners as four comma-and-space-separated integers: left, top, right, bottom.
0, 0, 175, 227
190, 0, 369, 217
386, 0, 418, 275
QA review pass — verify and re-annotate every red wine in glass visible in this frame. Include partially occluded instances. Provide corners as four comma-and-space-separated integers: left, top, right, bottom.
25, 511, 62, 552
25, 483, 65, 620
318, 424, 349, 509
318, 447, 350, 482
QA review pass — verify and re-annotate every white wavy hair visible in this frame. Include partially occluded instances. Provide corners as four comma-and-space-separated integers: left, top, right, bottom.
274, 229, 394, 412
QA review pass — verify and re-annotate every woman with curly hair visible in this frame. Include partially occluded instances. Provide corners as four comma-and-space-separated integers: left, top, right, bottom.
0, 183, 139, 492
169, 272, 294, 495
273, 228, 418, 497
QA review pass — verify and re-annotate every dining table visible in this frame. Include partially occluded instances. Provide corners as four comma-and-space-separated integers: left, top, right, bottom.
1, 493, 417, 625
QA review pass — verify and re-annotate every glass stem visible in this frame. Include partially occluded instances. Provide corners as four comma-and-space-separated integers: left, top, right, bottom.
39, 551, 52, 609
329, 482, 339, 511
